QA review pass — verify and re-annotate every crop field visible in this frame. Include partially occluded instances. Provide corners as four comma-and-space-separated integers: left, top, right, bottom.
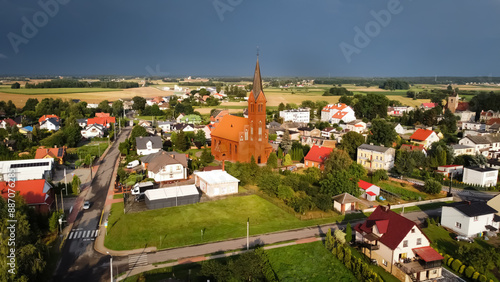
0, 88, 121, 95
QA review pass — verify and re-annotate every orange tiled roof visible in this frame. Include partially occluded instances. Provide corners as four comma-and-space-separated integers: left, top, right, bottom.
95, 112, 110, 117
410, 129, 434, 141
210, 115, 248, 141
39, 114, 59, 123
322, 103, 348, 112
35, 147, 65, 159
87, 116, 116, 126
332, 111, 348, 119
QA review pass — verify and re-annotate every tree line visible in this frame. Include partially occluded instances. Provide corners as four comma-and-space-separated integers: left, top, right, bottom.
24, 79, 139, 89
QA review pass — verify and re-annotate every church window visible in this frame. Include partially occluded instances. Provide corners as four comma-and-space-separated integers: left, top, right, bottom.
235, 145, 237, 154
245, 129, 248, 140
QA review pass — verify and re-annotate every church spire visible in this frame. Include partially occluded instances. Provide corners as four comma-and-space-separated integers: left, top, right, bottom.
252, 56, 264, 100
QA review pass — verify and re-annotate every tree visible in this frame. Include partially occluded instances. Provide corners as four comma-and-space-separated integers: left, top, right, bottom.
266, 152, 278, 168
394, 150, 426, 176
132, 96, 147, 111
11, 82, 20, 89
282, 154, 293, 166
194, 130, 206, 149
323, 149, 353, 174
174, 131, 189, 151
280, 130, 292, 154
130, 125, 148, 148
278, 102, 285, 112
112, 100, 124, 117
98, 100, 112, 113
339, 131, 365, 160
367, 119, 397, 147
72, 175, 81, 194
200, 149, 214, 165
354, 93, 390, 119
23, 98, 39, 112
320, 170, 359, 197
345, 222, 353, 243
424, 179, 442, 194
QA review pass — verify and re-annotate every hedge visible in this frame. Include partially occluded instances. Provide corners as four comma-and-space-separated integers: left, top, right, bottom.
443, 254, 450, 263
451, 259, 462, 272
458, 265, 466, 275
472, 272, 480, 281
447, 257, 454, 266
465, 266, 476, 279
479, 275, 487, 282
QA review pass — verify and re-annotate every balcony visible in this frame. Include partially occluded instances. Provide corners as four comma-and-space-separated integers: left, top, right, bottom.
360, 242, 380, 250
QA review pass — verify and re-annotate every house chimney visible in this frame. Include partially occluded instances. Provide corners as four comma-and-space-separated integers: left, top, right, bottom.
222, 160, 225, 171
387, 204, 391, 211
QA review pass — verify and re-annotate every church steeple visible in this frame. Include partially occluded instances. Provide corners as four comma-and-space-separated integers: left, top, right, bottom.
252, 57, 264, 100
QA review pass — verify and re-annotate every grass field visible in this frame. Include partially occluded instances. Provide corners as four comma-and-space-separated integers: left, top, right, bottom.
105, 195, 355, 251
378, 181, 430, 201
0, 87, 122, 95
266, 241, 357, 281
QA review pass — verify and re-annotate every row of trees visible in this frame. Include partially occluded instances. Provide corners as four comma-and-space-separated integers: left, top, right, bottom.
322, 87, 353, 96
379, 79, 410, 90
24, 79, 139, 89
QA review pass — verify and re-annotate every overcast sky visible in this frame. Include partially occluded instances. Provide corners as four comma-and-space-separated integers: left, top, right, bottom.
0, 0, 499, 77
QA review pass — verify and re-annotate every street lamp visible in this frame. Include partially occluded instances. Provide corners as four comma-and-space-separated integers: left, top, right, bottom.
107, 251, 113, 282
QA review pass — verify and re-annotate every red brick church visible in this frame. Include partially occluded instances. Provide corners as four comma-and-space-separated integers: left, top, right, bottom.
211, 58, 273, 163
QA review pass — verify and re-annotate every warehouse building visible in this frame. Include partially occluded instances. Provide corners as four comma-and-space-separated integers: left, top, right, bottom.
145, 184, 200, 210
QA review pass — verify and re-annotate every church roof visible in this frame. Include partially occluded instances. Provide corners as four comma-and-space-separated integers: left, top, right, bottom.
251, 58, 265, 101
210, 115, 248, 142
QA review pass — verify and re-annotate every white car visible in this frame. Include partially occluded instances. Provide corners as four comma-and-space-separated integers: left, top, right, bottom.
126, 160, 140, 168
83, 201, 90, 210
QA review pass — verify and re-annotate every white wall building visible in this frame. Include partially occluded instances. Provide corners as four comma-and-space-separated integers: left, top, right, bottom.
193, 170, 240, 197
463, 167, 498, 187
40, 118, 60, 131
0, 158, 54, 181
140, 151, 188, 183
441, 201, 498, 237
321, 103, 356, 124
80, 124, 105, 139
136, 136, 162, 156
279, 108, 310, 123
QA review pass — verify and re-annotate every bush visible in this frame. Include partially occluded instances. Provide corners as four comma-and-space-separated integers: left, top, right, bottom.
443, 254, 450, 263
479, 275, 487, 282
472, 272, 480, 281
458, 264, 466, 275
277, 185, 295, 201
451, 259, 462, 272
312, 194, 332, 211
371, 169, 388, 183
447, 257, 454, 266
465, 266, 476, 279
424, 178, 442, 194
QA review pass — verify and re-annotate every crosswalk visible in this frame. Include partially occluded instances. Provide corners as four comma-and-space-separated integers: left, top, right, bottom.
128, 254, 148, 269
68, 229, 100, 241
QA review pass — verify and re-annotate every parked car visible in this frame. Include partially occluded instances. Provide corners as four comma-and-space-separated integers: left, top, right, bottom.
83, 201, 91, 210
126, 160, 140, 168
455, 235, 474, 243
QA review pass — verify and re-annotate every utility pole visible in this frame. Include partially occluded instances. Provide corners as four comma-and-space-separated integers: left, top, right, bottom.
247, 218, 249, 250
60, 190, 64, 213
107, 252, 113, 282
64, 168, 68, 196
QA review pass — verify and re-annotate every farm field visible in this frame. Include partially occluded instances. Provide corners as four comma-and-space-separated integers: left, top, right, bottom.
266, 241, 357, 281
0, 87, 121, 95
104, 194, 351, 251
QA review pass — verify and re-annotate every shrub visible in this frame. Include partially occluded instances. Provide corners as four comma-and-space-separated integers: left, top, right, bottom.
479, 275, 487, 282
465, 266, 476, 279
451, 259, 462, 272
443, 254, 450, 263
472, 272, 480, 281
447, 257, 454, 266
458, 265, 466, 275
424, 178, 442, 194
334, 229, 346, 244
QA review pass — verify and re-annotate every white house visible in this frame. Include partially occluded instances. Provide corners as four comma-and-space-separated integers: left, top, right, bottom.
158, 121, 174, 132
463, 167, 498, 187
345, 121, 367, 133
410, 129, 440, 149
436, 165, 464, 178
355, 205, 443, 281
320, 103, 356, 124
193, 169, 240, 197
394, 123, 415, 135
279, 108, 310, 123
358, 180, 380, 201
0, 158, 54, 181
140, 150, 188, 183
459, 134, 500, 156
387, 106, 414, 116
451, 144, 475, 156
461, 122, 486, 131
357, 144, 396, 171
80, 124, 105, 139
136, 136, 162, 156
441, 201, 498, 237
40, 118, 60, 131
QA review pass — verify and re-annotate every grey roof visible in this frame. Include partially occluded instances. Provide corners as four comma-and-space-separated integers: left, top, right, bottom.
332, 193, 360, 204
77, 118, 87, 124
358, 144, 393, 153
140, 150, 187, 173
136, 136, 162, 150
452, 144, 475, 150
43, 117, 60, 126
465, 166, 498, 173
464, 134, 500, 144
268, 121, 282, 128
448, 201, 497, 217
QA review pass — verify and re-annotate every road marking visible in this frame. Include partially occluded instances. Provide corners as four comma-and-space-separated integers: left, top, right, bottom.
68, 229, 100, 240
76, 231, 82, 239
128, 254, 148, 269
69, 232, 74, 239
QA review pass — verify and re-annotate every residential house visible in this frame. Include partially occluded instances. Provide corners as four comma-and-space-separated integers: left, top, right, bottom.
480, 110, 500, 122
0, 158, 54, 181
436, 165, 463, 178
463, 167, 498, 187
301, 136, 336, 149
451, 144, 475, 156
358, 180, 380, 201
357, 144, 396, 171
410, 129, 440, 149
298, 127, 321, 137
87, 116, 116, 129
333, 193, 360, 214
303, 145, 333, 170
461, 122, 486, 131
176, 113, 186, 123
0, 179, 54, 213
35, 146, 66, 165
394, 123, 415, 135
81, 124, 106, 139
400, 144, 427, 156
420, 103, 438, 110
459, 134, 500, 157
95, 113, 110, 118
210, 109, 229, 124
136, 136, 162, 156
441, 201, 498, 237
345, 121, 367, 134
140, 150, 188, 183
321, 127, 337, 139
38, 114, 59, 124
138, 120, 152, 127
77, 118, 87, 128
0, 118, 18, 129
387, 106, 414, 116
355, 205, 443, 281
40, 118, 60, 131
193, 169, 240, 197
487, 194, 500, 218
158, 121, 174, 132
172, 123, 195, 133
279, 108, 310, 123
321, 103, 356, 124
19, 126, 33, 135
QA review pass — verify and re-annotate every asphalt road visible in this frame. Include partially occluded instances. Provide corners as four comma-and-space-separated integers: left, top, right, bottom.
53, 127, 131, 282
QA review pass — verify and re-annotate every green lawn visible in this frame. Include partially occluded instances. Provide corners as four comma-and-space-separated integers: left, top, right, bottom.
113, 194, 124, 199
0, 87, 122, 95
105, 195, 354, 250
266, 241, 358, 281
135, 116, 167, 121
378, 181, 428, 201
349, 245, 400, 282
391, 201, 453, 214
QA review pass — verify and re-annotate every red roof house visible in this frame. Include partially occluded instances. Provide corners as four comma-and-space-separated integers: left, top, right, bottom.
39, 114, 60, 124
421, 103, 438, 109
95, 112, 111, 117
410, 129, 440, 149
0, 118, 18, 128
0, 179, 54, 213
35, 146, 66, 164
304, 145, 333, 170
87, 116, 116, 128
400, 144, 427, 156
354, 206, 443, 279
358, 180, 380, 201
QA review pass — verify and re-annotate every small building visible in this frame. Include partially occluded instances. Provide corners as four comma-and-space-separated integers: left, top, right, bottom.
0, 118, 19, 129
193, 170, 240, 197
303, 145, 333, 170
158, 121, 174, 132
357, 144, 396, 171
332, 193, 360, 214
40, 118, 60, 131
279, 108, 310, 123
358, 180, 380, 201
87, 116, 116, 129
145, 184, 200, 210
136, 136, 162, 156
420, 103, 438, 110
35, 146, 66, 165
410, 129, 440, 149
451, 144, 475, 156
436, 165, 463, 177
38, 114, 60, 124
19, 126, 33, 134
345, 120, 366, 134
81, 124, 106, 139
140, 150, 188, 183
400, 144, 427, 156
0, 179, 54, 213
0, 158, 54, 181
463, 167, 498, 187
441, 201, 498, 237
